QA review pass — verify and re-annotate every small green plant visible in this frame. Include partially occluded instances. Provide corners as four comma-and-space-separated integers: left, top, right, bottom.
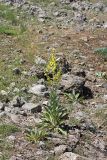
26, 128, 47, 143
0, 4, 17, 23
95, 72, 107, 80
0, 26, 18, 35
65, 92, 84, 105
40, 90, 67, 135
95, 72, 106, 78
94, 47, 107, 59
0, 124, 19, 137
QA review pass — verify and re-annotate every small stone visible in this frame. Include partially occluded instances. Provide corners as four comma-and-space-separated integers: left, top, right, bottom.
80, 36, 88, 42
102, 83, 107, 89
5, 107, 11, 113
0, 102, 4, 110
54, 145, 67, 156
13, 68, 21, 75
11, 96, 25, 108
0, 112, 6, 117
0, 90, 8, 96
103, 95, 107, 101
10, 114, 20, 123
9, 82, 16, 89
59, 152, 89, 160
103, 22, 107, 29
42, 101, 48, 106
35, 56, 46, 65
7, 135, 16, 142
13, 88, 20, 93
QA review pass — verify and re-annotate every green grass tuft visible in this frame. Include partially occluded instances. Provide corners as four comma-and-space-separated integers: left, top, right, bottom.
0, 124, 20, 137
0, 26, 18, 35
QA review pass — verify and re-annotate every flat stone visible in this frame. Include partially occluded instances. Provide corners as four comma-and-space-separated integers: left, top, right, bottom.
9, 114, 20, 124
59, 152, 89, 160
22, 103, 42, 113
54, 145, 67, 156
29, 84, 47, 96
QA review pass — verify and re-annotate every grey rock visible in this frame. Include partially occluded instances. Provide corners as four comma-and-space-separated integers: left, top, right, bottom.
67, 134, 80, 146
102, 83, 107, 89
93, 2, 105, 12
54, 145, 67, 156
5, 106, 11, 113
13, 88, 20, 93
59, 152, 89, 160
0, 111, 6, 117
37, 79, 45, 84
7, 135, 16, 142
73, 12, 87, 24
11, 96, 25, 108
0, 90, 8, 96
42, 101, 48, 106
29, 84, 47, 96
13, 68, 21, 75
95, 104, 107, 110
50, 137, 65, 146
60, 0, 70, 5
9, 114, 20, 123
74, 111, 87, 121
35, 56, 46, 65
60, 74, 85, 93
103, 22, 107, 29
22, 103, 42, 113
93, 138, 106, 152
0, 102, 4, 110
102, 95, 107, 101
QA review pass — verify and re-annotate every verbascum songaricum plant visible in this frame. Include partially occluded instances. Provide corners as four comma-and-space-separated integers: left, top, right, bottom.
45, 48, 61, 86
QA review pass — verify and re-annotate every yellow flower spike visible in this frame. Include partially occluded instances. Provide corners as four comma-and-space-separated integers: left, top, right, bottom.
45, 48, 62, 86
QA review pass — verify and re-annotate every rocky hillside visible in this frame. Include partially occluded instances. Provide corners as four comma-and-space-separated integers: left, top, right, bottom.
0, 0, 107, 160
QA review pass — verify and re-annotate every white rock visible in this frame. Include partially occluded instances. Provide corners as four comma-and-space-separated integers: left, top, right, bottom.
22, 103, 42, 113
35, 56, 46, 65
42, 101, 48, 106
29, 84, 47, 96
7, 135, 16, 141
0, 90, 8, 96
103, 22, 107, 29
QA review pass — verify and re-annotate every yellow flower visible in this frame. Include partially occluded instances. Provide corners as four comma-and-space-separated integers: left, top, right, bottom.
45, 48, 61, 86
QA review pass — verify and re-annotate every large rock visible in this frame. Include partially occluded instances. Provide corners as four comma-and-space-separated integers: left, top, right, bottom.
60, 74, 93, 99
29, 84, 47, 96
22, 103, 42, 113
60, 74, 85, 94
59, 152, 89, 160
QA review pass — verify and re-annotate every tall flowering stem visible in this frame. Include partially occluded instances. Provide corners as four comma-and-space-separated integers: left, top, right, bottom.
45, 48, 61, 87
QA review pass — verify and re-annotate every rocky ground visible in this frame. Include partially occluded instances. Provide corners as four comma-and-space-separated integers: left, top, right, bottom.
0, 0, 107, 160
